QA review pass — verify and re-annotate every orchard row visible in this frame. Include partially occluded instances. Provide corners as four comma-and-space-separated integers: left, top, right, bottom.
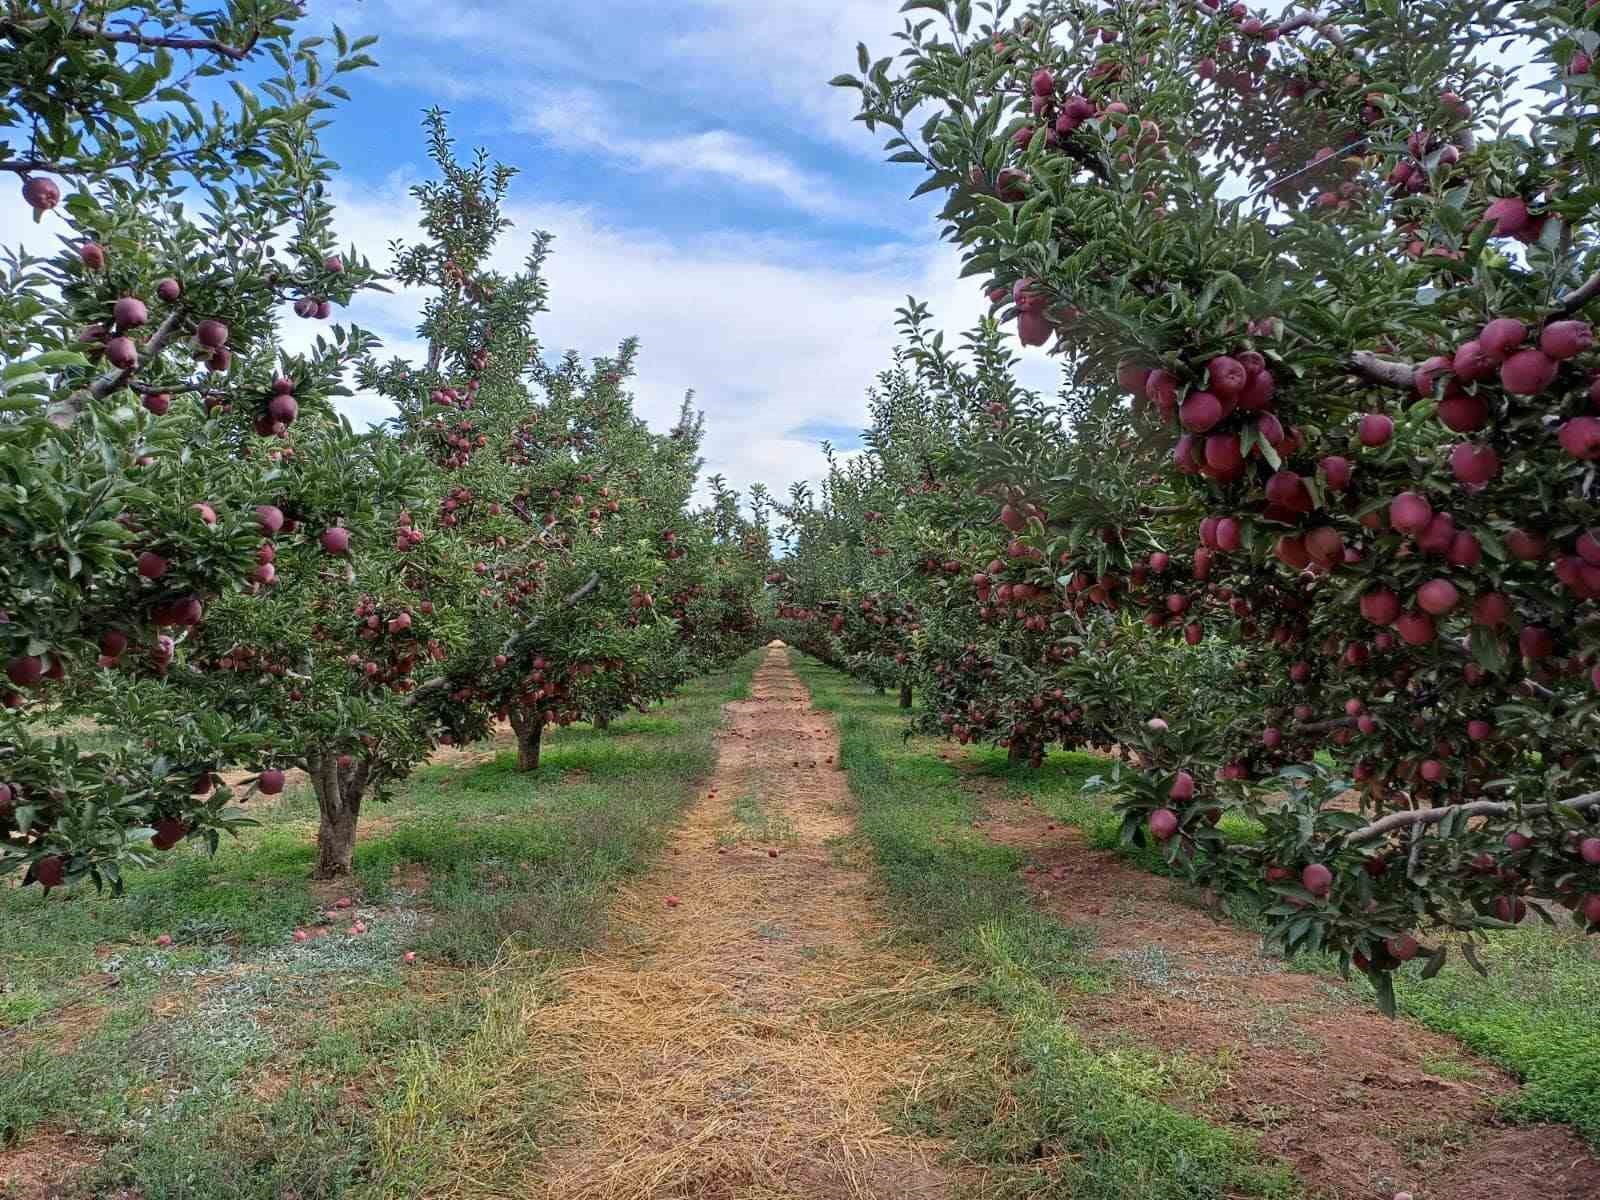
778, 0, 1600, 1010
1, 14, 768, 885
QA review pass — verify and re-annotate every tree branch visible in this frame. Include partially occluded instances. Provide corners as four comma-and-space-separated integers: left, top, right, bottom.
1275, 10, 1348, 48
0, 144, 219, 178
47, 308, 186, 428
1555, 269, 1600, 317
0, 18, 256, 62
402, 676, 450, 708
561, 571, 602, 607
1348, 790, 1600, 845
1349, 350, 1417, 391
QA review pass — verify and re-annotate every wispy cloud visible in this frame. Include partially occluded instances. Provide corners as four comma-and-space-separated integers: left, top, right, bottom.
423, 80, 887, 226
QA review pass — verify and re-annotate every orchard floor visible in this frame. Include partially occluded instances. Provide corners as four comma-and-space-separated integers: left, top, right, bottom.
792, 651, 1600, 1200
508, 643, 993, 1199
972, 785, 1600, 1200
7, 650, 1597, 1200
0, 656, 765, 1200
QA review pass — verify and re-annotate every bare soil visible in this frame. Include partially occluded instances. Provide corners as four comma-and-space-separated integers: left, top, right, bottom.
971, 776, 1600, 1200
519, 646, 990, 1199
0, 1130, 101, 1200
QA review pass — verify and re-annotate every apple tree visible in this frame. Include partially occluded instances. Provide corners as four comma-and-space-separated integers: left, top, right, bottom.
1, 1, 383, 888
832, 0, 1600, 1007
357, 116, 767, 774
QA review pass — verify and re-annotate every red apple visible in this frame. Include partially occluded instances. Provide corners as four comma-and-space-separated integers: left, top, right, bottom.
113, 297, 148, 329
1149, 808, 1180, 841
1417, 579, 1459, 615
1539, 320, 1593, 360
1500, 348, 1557, 395
1558, 416, 1600, 460
1389, 492, 1433, 534
5, 655, 44, 688
1301, 863, 1333, 896
105, 336, 137, 370
1358, 413, 1394, 446
21, 176, 60, 211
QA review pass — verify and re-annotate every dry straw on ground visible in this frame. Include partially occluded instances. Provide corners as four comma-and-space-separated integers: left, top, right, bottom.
490, 648, 997, 1200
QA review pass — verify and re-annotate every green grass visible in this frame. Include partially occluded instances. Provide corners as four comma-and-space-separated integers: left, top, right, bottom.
1391, 927, 1600, 1144
0, 651, 762, 1198
947, 700, 1600, 1149
791, 652, 1300, 1200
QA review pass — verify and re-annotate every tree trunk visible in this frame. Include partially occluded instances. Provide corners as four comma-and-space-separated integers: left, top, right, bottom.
875, 685, 886, 696
1008, 739, 1029, 764
898, 682, 913, 709
308, 750, 369, 879
593, 714, 611, 731
510, 709, 544, 771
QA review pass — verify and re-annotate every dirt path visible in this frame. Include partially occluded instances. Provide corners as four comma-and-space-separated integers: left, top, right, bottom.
520, 646, 987, 1200
970, 781, 1600, 1200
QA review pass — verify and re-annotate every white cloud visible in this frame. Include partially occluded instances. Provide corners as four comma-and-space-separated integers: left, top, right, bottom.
322, 174, 1060, 506
666, 0, 899, 151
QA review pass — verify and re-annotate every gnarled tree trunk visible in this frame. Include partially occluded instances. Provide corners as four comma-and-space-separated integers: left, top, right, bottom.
898, 682, 912, 709
307, 750, 370, 879
509, 708, 544, 772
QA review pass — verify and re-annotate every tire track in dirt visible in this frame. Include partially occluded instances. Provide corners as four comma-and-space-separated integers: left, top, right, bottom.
967, 777, 1600, 1200
519, 646, 991, 1200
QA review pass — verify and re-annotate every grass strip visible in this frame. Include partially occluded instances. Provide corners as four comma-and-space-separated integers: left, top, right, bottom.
790, 652, 1300, 1200
0, 653, 762, 1198
953, 694, 1600, 1149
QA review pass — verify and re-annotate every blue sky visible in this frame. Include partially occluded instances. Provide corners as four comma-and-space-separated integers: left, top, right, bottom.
296, 0, 1060, 501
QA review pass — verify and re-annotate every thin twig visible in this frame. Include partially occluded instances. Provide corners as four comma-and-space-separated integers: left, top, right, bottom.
1249, 136, 1370, 202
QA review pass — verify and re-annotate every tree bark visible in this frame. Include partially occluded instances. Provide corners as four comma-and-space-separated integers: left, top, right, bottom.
593, 714, 611, 731
510, 709, 544, 771
898, 682, 913, 709
308, 750, 369, 879
1008, 739, 1029, 763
